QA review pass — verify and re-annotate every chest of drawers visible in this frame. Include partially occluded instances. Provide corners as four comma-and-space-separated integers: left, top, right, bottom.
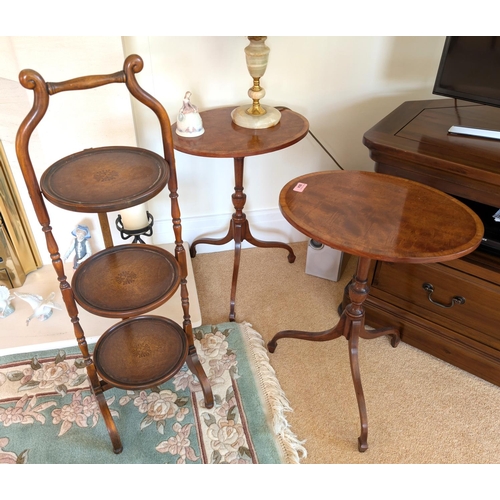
361, 98, 500, 386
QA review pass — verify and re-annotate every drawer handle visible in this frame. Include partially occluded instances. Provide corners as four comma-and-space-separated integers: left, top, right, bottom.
422, 283, 466, 308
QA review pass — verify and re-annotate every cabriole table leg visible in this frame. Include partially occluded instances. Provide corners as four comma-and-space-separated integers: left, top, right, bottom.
268, 256, 400, 452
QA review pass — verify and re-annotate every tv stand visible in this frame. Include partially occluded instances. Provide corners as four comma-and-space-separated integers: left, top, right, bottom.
449, 125, 500, 141
360, 98, 500, 386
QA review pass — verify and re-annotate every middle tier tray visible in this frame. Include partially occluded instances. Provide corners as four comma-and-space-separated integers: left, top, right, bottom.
72, 244, 181, 318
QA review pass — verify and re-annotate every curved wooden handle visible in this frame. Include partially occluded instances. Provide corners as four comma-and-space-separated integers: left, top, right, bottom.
46, 70, 126, 95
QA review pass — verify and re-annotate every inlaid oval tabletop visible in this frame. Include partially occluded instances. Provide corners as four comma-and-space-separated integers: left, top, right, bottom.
172, 106, 309, 158
279, 170, 484, 264
41, 146, 169, 212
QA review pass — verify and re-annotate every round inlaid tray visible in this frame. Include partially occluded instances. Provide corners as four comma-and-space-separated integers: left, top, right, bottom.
93, 315, 188, 390
72, 244, 181, 318
40, 146, 169, 212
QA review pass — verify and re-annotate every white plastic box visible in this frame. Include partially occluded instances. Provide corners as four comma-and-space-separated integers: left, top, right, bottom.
305, 238, 348, 282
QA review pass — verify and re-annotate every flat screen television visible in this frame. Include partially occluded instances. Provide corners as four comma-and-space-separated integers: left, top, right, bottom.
433, 36, 500, 108
434, 37, 500, 251
433, 36, 500, 139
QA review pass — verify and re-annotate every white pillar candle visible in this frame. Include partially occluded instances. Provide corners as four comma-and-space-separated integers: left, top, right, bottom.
120, 204, 149, 230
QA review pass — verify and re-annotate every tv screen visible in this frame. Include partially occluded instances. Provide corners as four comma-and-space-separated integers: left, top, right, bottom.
433, 36, 500, 108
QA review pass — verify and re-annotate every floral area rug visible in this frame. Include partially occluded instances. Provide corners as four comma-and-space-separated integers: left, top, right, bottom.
0, 322, 306, 464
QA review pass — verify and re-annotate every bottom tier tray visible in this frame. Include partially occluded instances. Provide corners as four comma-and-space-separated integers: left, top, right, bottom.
93, 315, 188, 390
72, 244, 181, 318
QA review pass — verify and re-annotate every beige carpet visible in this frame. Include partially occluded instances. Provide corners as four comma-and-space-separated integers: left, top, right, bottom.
191, 241, 500, 464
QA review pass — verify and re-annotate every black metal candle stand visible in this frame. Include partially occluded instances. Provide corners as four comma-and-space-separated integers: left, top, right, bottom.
115, 211, 154, 244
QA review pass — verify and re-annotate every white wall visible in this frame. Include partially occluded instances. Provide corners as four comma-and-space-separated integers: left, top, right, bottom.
121, 36, 445, 250
1, 36, 446, 262
0, 36, 136, 264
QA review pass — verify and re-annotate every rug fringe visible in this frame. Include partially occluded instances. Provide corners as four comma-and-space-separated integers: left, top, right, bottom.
241, 322, 307, 464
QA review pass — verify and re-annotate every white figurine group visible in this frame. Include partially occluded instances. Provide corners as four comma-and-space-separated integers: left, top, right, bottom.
0, 285, 61, 324
0, 286, 14, 319
0, 224, 90, 323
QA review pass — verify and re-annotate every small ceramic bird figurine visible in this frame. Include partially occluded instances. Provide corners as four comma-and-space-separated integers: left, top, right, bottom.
0, 286, 15, 318
14, 291, 62, 325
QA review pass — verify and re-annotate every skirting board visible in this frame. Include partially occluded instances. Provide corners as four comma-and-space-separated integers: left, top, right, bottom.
153, 208, 308, 253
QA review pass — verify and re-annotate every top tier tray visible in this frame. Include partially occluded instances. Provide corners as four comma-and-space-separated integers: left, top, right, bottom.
40, 146, 169, 212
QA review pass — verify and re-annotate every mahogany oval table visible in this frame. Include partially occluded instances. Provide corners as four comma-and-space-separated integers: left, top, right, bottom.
172, 106, 309, 321
267, 170, 484, 452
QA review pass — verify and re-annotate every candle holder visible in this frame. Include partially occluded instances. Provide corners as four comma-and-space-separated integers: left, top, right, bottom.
116, 211, 154, 244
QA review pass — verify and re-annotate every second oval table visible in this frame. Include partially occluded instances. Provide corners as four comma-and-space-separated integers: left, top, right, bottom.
267, 170, 484, 452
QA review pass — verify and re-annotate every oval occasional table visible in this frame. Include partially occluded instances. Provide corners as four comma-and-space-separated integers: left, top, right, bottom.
172, 106, 309, 321
267, 170, 484, 452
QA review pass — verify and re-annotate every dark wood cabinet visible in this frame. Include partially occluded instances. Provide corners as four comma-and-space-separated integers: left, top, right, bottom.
362, 98, 500, 386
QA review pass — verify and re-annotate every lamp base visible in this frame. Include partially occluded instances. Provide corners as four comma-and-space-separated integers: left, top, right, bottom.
231, 105, 281, 129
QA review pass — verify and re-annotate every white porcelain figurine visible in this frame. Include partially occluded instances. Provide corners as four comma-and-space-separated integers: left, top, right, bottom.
14, 291, 62, 325
64, 224, 91, 269
176, 91, 204, 137
0, 286, 15, 318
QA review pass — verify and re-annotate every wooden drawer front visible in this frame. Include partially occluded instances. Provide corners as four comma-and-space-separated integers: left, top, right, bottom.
363, 294, 500, 387
371, 261, 500, 341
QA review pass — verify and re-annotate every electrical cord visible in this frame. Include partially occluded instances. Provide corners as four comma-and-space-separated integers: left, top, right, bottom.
276, 106, 344, 170
308, 129, 344, 170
